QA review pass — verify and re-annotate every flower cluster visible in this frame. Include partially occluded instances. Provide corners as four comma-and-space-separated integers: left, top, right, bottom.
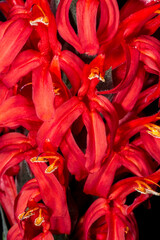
0, 0, 160, 239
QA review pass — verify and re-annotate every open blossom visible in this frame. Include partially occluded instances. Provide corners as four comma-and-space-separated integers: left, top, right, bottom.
0, 0, 160, 239
78, 170, 160, 240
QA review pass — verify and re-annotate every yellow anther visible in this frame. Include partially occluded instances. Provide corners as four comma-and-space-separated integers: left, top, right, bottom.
145, 123, 160, 138
30, 5, 49, 26
155, 10, 160, 14
53, 87, 60, 95
34, 209, 45, 226
30, 154, 60, 174
88, 67, 105, 82
30, 155, 55, 163
125, 226, 129, 234
135, 179, 160, 196
45, 157, 59, 174
30, 16, 49, 26
18, 207, 39, 221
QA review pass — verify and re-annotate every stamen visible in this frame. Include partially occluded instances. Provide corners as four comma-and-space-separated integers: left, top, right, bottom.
53, 87, 60, 95
18, 207, 39, 220
145, 123, 160, 138
88, 67, 105, 82
125, 226, 129, 234
29, 4, 49, 26
30, 17, 49, 26
135, 179, 160, 196
34, 209, 45, 226
155, 10, 160, 14
30, 154, 60, 174
45, 157, 59, 174
30, 154, 58, 163
20, 82, 32, 92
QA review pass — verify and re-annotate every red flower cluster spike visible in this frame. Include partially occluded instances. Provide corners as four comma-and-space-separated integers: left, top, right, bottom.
0, 0, 160, 239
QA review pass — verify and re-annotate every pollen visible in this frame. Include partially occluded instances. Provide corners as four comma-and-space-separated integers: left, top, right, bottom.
18, 207, 39, 220
88, 67, 105, 82
45, 157, 60, 174
53, 87, 60, 95
34, 209, 45, 226
135, 178, 160, 196
30, 154, 60, 174
30, 5, 49, 26
155, 10, 160, 14
145, 123, 160, 138
30, 153, 59, 163
125, 226, 129, 234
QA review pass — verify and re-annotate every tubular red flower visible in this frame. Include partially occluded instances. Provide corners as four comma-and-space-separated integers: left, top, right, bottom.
27, 161, 71, 234
56, 0, 119, 55
81, 198, 138, 240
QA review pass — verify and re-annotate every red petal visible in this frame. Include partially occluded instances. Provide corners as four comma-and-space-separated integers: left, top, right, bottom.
83, 109, 107, 172
120, 0, 158, 21
7, 224, 23, 240
0, 81, 12, 104
97, 0, 119, 44
0, 175, 17, 225
37, 97, 85, 151
84, 153, 120, 197
32, 67, 54, 121
83, 198, 108, 239
99, 45, 140, 94
76, 0, 99, 55
32, 66, 55, 121
113, 63, 145, 113
61, 129, 88, 180
33, 232, 54, 240
56, 0, 83, 53
60, 50, 84, 95
0, 95, 40, 129
141, 130, 160, 164
28, 162, 71, 234
0, 19, 32, 72
2, 50, 41, 88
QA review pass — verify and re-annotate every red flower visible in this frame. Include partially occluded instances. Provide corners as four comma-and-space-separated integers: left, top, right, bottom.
8, 178, 53, 239
80, 170, 160, 240
56, 0, 119, 55
37, 55, 118, 178
84, 112, 159, 197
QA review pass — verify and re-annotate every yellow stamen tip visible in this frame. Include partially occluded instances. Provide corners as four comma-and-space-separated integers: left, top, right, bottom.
34, 216, 45, 226
30, 17, 49, 26
145, 123, 160, 138
54, 87, 60, 95
125, 226, 129, 234
88, 67, 105, 82
30, 156, 49, 163
135, 179, 160, 196
155, 10, 160, 14
45, 164, 58, 174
